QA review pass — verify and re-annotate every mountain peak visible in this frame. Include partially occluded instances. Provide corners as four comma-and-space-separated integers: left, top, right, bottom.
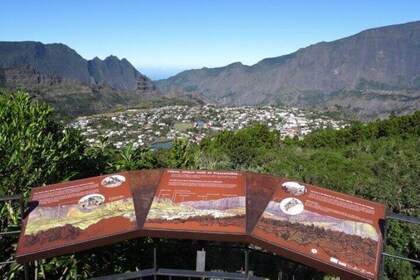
0, 41, 145, 91
227, 62, 244, 68
104, 55, 119, 60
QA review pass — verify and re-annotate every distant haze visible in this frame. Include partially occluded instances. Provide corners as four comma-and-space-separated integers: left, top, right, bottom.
139, 66, 189, 81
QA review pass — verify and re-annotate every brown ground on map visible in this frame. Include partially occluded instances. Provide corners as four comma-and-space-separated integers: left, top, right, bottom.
257, 217, 378, 267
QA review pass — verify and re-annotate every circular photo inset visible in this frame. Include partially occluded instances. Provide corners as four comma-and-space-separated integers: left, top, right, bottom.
281, 182, 307, 196
78, 194, 105, 210
101, 175, 126, 188
280, 197, 304, 215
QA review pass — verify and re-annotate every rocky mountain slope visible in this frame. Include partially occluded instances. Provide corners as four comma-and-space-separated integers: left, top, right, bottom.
0, 41, 141, 91
156, 21, 420, 119
0, 64, 197, 117
0, 64, 132, 116
0, 42, 203, 117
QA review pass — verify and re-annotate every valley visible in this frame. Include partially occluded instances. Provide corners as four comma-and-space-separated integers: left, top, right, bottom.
69, 105, 350, 148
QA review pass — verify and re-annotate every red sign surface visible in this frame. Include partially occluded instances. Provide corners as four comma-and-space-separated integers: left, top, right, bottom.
17, 172, 137, 259
251, 179, 386, 279
144, 169, 246, 234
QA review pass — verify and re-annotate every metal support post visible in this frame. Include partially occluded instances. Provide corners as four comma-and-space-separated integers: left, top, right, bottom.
379, 216, 388, 280
153, 247, 157, 280
245, 249, 249, 279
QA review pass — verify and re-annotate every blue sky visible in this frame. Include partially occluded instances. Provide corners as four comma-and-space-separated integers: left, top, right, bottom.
1, 0, 419, 79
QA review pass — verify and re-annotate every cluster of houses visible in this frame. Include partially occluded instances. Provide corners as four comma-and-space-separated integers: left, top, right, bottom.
68, 105, 349, 149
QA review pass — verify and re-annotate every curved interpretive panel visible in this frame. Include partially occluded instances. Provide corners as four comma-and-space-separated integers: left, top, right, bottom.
16, 172, 139, 262
249, 174, 385, 279
144, 170, 246, 239
16, 169, 386, 280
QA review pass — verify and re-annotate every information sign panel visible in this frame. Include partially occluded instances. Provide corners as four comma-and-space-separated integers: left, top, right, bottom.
16, 172, 138, 261
251, 179, 386, 279
144, 169, 246, 234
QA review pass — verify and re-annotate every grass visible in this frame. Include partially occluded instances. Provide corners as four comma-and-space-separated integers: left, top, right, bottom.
174, 122, 194, 132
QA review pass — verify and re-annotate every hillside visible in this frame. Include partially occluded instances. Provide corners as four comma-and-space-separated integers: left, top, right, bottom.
156, 21, 420, 119
0, 42, 204, 116
0, 41, 141, 91
0, 65, 199, 117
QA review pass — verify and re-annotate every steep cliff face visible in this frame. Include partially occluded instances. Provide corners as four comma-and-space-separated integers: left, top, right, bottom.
0, 65, 121, 116
2, 64, 64, 87
87, 56, 141, 91
156, 21, 420, 119
0, 42, 90, 83
135, 75, 157, 93
0, 65, 200, 117
0, 41, 143, 91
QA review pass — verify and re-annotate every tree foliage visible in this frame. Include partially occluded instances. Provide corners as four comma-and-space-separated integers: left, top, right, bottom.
199, 123, 281, 169
302, 111, 420, 148
0, 91, 88, 196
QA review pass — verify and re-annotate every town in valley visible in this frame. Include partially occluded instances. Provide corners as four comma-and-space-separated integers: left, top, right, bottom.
69, 105, 350, 149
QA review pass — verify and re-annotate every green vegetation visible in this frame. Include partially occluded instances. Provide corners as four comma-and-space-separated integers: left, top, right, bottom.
1, 91, 419, 279
0, 91, 88, 197
174, 122, 194, 132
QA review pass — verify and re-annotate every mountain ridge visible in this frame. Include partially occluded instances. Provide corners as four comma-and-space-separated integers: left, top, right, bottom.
156, 21, 420, 119
0, 41, 142, 91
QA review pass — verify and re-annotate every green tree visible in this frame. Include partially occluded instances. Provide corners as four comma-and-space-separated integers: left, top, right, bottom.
0, 91, 88, 197
156, 139, 197, 169
200, 124, 280, 169
107, 143, 157, 172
